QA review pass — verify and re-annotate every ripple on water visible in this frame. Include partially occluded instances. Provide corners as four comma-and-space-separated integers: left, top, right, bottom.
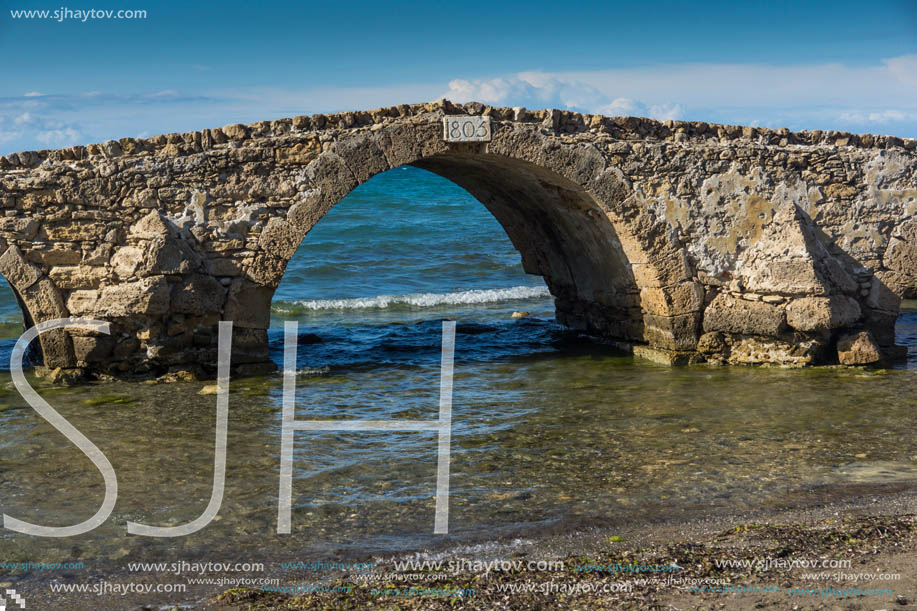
0, 299, 911, 573
0, 337, 915, 571
823, 461, 917, 484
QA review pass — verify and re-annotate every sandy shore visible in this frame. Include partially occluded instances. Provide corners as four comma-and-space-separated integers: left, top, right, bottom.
199, 484, 917, 610
10, 482, 915, 610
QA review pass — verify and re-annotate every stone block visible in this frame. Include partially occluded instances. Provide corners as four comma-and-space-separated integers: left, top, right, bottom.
0, 217, 39, 240
702, 293, 786, 336
877, 270, 914, 300
170, 274, 226, 316
334, 133, 390, 183
111, 246, 145, 279
640, 282, 704, 316
207, 257, 243, 277
44, 220, 106, 241
223, 279, 273, 329
26, 246, 82, 266
862, 309, 898, 347
244, 253, 286, 287
305, 152, 358, 205
883, 220, 917, 280
136, 237, 202, 277
785, 296, 861, 332
642, 312, 700, 351
837, 330, 881, 365
229, 327, 270, 363
257, 217, 301, 261
0, 245, 42, 291
20, 277, 74, 367
82, 242, 114, 266
72, 335, 115, 362
728, 336, 822, 367
274, 140, 321, 165
696, 331, 727, 356
49, 265, 108, 289
743, 260, 829, 296
632, 345, 700, 365
129, 210, 176, 239
221, 123, 249, 140
96, 277, 171, 317
66, 289, 99, 316
867, 275, 902, 312
22, 276, 68, 320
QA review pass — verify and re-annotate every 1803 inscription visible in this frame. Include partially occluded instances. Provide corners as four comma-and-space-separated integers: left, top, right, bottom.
443, 116, 492, 142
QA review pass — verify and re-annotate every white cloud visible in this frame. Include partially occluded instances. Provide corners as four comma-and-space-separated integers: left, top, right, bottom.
594, 98, 686, 121
24, 91, 43, 97
4, 55, 917, 154
0, 129, 23, 144
648, 104, 685, 121
0, 98, 84, 151
882, 54, 917, 86
147, 90, 182, 99
599, 97, 641, 115
838, 109, 917, 124
445, 73, 684, 121
444, 58, 917, 134
36, 127, 81, 146
446, 72, 610, 114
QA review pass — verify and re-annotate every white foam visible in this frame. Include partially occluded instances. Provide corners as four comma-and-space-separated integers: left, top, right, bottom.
275, 285, 551, 312
297, 366, 331, 375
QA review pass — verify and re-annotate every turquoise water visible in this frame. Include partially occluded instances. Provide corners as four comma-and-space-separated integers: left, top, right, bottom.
266, 166, 560, 372
0, 167, 914, 591
273, 166, 548, 312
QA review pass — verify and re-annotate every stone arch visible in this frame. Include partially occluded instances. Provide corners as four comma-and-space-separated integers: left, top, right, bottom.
0, 242, 74, 368
6, 101, 910, 376
245, 121, 701, 363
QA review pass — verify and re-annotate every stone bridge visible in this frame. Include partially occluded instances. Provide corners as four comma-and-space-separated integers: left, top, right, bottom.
0, 100, 914, 379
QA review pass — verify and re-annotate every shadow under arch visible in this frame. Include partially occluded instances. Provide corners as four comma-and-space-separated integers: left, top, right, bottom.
411, 152, 644, 342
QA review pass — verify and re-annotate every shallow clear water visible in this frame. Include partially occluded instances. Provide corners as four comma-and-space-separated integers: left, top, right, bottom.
0, 167, 913, 576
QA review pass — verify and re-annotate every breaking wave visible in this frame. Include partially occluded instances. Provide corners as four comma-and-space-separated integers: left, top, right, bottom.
272, 285, 551, 313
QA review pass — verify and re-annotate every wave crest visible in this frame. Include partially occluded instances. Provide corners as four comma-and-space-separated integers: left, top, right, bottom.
272, 285, 551, 312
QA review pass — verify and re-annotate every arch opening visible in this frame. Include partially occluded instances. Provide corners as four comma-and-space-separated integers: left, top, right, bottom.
271, 165, 583, 371
0, 275, 33, 368
268, 152, 647, 365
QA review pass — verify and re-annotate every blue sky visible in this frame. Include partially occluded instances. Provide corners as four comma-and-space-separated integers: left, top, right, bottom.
1, 0, 916, 153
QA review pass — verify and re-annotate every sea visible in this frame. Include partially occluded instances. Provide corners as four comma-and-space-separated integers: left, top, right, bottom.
0, 166, 914, 598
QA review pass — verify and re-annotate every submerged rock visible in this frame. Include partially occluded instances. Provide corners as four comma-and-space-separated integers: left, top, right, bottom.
837, 330, 881, 365
34, 366, 88, 386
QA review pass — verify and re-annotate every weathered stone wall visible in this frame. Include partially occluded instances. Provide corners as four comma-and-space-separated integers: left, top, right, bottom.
0, 99, 914, 379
